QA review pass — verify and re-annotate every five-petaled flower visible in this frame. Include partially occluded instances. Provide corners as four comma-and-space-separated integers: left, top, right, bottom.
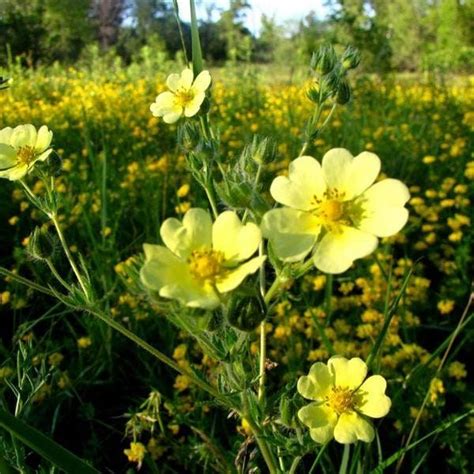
298, 356, 391, 444
150, 68, 211, 124
0, 124, 53, 181
140, 208, 265, 309
261, 148, 410, 273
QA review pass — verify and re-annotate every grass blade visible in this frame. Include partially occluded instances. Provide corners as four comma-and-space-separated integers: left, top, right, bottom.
189, 0, 203, 74
0, 408, 99, 473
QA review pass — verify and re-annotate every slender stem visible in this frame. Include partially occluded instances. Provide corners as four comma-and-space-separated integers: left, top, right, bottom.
204, 186, 219, 219
339, 444, 351, 474
258, 242, 267, 402
395, 291, 473, 473
309, 443, 329, 474
45, 259, 72, 292
241, 394, 279, 474
85, 307, 233, 409
257, 321, 267, 402
264, 276, 283, 306
324, 274, 333, 325
0, 266, 57, 298
50, 213, 89, 298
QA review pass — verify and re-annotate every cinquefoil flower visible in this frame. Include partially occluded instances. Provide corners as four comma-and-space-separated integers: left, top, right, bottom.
0, 124, 53, 181
150, 68, 211, 124
261, 149, 410, 273
140, 208, 265, 309
298, 356, 391, 444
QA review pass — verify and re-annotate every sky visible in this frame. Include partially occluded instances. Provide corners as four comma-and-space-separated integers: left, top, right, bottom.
176, 0, 329, 35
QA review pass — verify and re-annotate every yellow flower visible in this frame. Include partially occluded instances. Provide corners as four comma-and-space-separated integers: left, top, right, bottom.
77, 337, 92, 349
437, 299, 455, 315
297, 356, 391, 444
140, 208, 265, 309
262, 149, 410, 273
124, 442, 146, 467
150, 68, 211, 124
0, 124, 53, 180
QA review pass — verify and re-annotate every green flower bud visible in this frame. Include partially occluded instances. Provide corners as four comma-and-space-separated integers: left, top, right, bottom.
279, 395, 297, 428
336, 79, 351, 105
312, 44, 337, 75
341, 46, 361, 70
227, 294, 266, 332
27, 227, 57, 261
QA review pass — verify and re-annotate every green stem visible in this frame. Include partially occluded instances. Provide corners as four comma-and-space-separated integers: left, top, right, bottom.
0, 266, 57, 298
258, 242, 267, 402
395, 291, 473, 473
339, 444, 351, 474
85, 307, 232, 409
45, 259, 72, 292
241, 395, 279, 474
309, 443, 329, 474
324, 274, 333, 325
50, 214, 89, 299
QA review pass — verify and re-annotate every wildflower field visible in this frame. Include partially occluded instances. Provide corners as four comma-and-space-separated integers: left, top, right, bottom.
0, 48, 473, 473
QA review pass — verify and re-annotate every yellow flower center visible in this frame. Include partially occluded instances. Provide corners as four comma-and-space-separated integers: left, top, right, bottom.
188, 249, 225, 283
175, 89, 195, 108
325, 386, 354, 415
17, 146, 36, 166
319, 199, 343, 222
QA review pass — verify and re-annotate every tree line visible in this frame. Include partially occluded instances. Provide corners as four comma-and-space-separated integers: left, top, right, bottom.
0, 0, 472, 72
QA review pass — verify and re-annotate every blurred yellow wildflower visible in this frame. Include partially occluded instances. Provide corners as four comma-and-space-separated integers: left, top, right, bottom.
150, 68, 211, 124
77, 337, 92, 349
262, 149, 410, 273
0, 124, 53, 180
297, 356, 391, 444
141, 209, 265, 309
437, 299, 455, 315
124, 441, 146, 467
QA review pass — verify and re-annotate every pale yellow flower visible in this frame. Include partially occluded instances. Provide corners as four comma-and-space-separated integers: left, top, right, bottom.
261, 149, 410, 273
297, 356, 391, 444
140, 208, 265, 309
0, 124, 53, 180
150, 68, 211, 124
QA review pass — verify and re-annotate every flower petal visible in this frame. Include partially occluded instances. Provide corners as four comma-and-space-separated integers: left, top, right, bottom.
340, 151, 381, 200
334, 411, 374, 444
313, 225, 378, 274
358, 179, 410, 237
321, 148, 353, 192
270, 156, 326, 211
179, 68, 194, 89
0, 144, 17, 170
34, 125, 53, 152
297, 362, 334, 401
328, 357, 367, 390
160, 208, 212, 259
141, 244, 219, 309
184, 92, 205, 117
261, 208, 321, 262
192, 70, 211, 93
298, 403, 338, 444
166, 73, 181, 92
163, 108, 183, 124
356, 375, 391, 418
4, 164, 28, 181
212, 211, 261, 262
150, 91, 177, 117
10, 124, 36, 149
216, 256, 265, 293
0, 127, 13, 144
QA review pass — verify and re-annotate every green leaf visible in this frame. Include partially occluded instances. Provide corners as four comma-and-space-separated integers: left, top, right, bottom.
189, 0, 203, 75
0, 408, 99, 473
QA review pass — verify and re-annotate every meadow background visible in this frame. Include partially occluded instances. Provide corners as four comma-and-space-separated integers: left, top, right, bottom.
0, 0, 473, 472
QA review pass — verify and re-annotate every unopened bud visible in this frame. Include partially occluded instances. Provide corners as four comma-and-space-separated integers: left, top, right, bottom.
341, 46, 361, 70
336, 79, 351, 105
312, 44, 337, 75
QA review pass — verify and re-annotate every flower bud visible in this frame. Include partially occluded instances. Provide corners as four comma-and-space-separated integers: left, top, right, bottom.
279, 395, 297, 428
227, 294, 266, 332
336, 79, 351, 105
312, 44, 337, 75
341, 46, 361, 70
